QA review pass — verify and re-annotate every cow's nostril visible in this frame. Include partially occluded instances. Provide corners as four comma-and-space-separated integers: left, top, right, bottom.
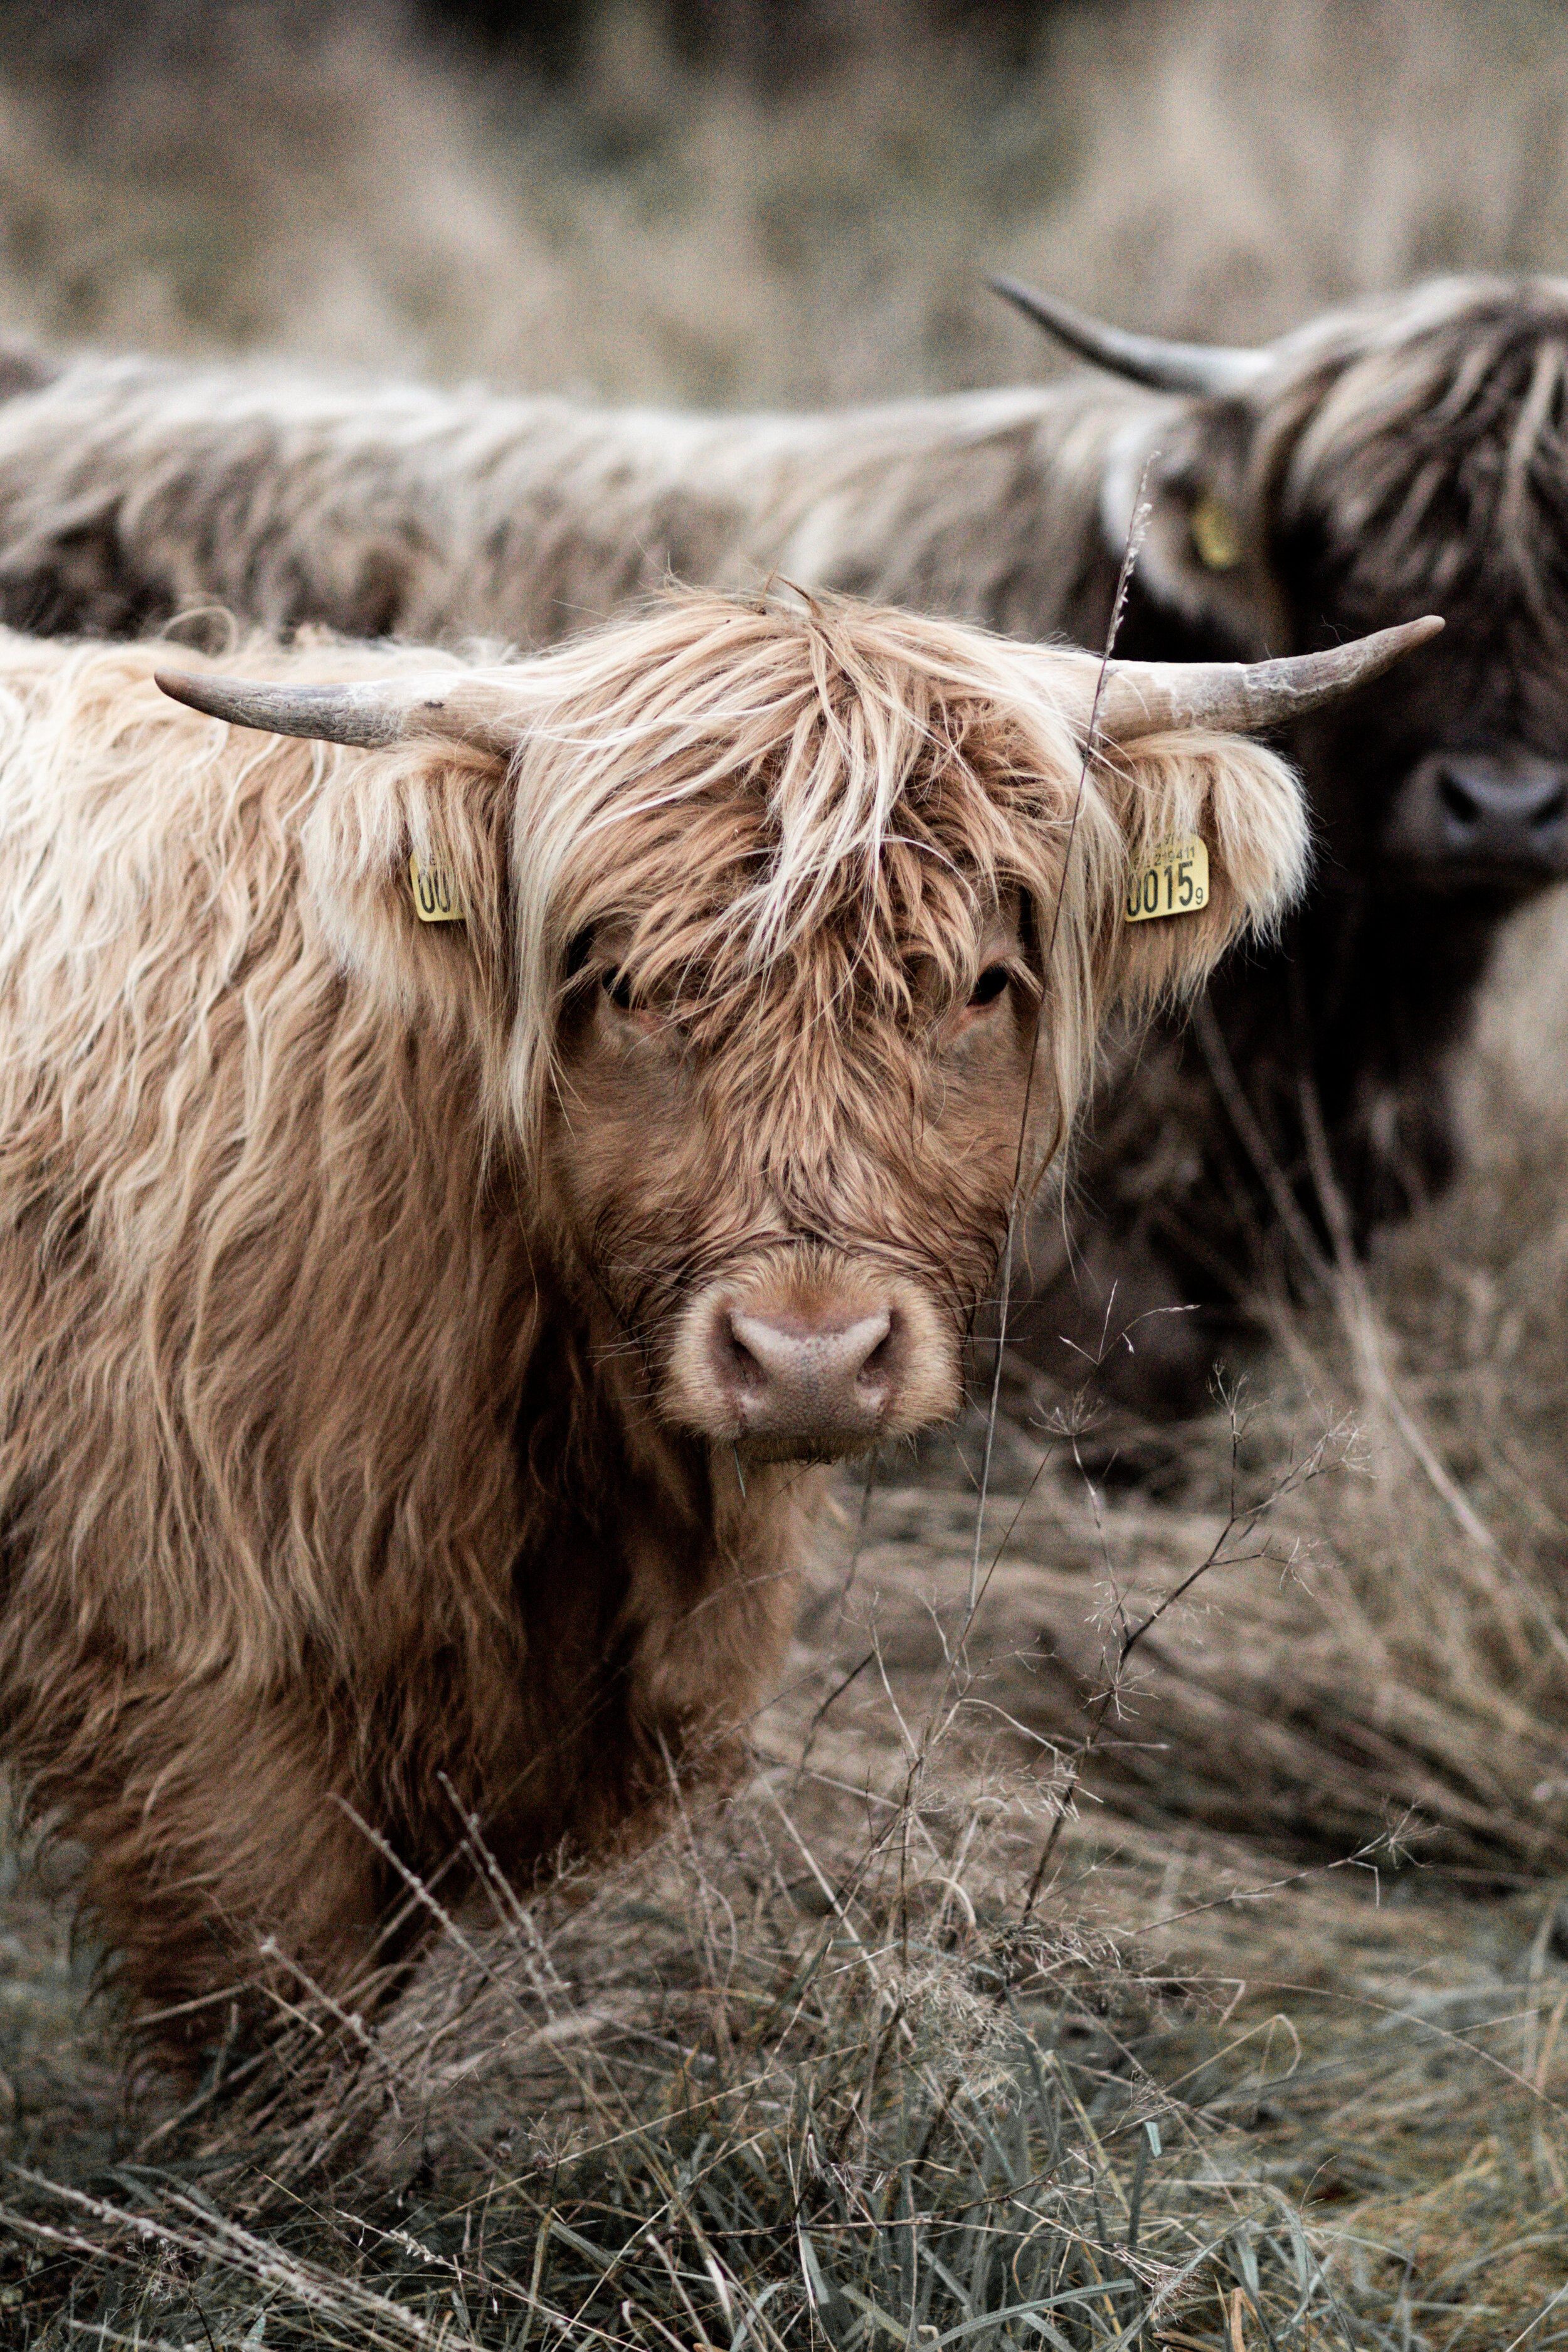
719, 1315, 766, 1391
1436, 768, 1481, 830
1532, 787, 1568, 831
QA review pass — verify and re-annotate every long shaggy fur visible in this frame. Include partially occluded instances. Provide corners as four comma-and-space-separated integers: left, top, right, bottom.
1045, 275, 1568, 1406
0, 357, 1123, 649
0, 276, 1552, 1410
0, 588, 1303, 2047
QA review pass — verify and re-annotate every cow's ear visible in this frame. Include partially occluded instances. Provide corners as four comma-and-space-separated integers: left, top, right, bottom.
1097, 732, 1310, 1011
300, 739, 515, 1041
1103, 403, 1287, 658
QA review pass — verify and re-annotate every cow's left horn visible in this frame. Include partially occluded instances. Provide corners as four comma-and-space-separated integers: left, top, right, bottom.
154, 669, 520, 755
1091, 616, 1444, 741
988, 275, 1270, 398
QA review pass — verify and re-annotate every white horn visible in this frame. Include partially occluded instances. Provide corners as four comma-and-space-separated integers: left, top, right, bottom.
989, 275, 1270, 399
1092, 617, 1444, 740
155, 669, 520, 756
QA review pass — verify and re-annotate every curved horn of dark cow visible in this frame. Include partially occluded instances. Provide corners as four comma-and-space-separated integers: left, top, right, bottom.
154, 669, 521, 756
988, 274, 1270, 398
1091, 616, 1444, 741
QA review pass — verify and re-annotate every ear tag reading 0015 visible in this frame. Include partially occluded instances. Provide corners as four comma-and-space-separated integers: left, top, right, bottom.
1125, 833, 1209, 923
410, 852, 465, 924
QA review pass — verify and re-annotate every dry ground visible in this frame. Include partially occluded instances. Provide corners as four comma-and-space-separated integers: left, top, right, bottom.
5, 3, 1568, 2342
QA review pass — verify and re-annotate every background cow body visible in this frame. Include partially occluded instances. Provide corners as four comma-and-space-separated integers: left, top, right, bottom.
0, 275, 1553, 1411
0, 355, 1126, 649
0, 588, 1340, 2046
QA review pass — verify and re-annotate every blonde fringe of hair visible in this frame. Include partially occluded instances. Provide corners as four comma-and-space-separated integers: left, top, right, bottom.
0, 586, 1306, 1205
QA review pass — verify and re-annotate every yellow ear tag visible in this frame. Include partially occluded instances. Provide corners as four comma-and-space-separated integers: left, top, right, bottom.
1125, 833, 1209, 923
1190, 494, 1242, 571
409, 852, 465, 924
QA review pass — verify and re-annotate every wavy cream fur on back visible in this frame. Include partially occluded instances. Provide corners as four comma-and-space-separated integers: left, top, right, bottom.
0, 590, 1305, 2045
0, 346, 1131, 647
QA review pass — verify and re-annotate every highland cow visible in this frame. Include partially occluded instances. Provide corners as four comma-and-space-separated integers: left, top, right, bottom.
985, 273, 1568, 1404
0, 590, 1429, 2047
0, 278, 1545, 1406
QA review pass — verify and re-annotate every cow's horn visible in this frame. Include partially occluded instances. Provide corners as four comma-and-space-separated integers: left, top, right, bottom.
1091, 616, 1444, 740
154, 670, 519, 755
988, 275, 1270, 398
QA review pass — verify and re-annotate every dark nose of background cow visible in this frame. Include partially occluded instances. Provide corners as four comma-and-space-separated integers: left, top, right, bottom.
716, 1305, 898, 1443
1386, 749, 1568, 873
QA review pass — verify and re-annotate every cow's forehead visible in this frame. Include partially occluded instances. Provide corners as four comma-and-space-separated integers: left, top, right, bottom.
607, 859, 1001, 1006
563, 755, 1042, 998
1276, 312, 1568, 637
1285, 307, 1568, 514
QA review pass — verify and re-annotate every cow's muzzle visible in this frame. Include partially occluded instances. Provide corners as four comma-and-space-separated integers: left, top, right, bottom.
1382, 749, 1568, 881
665, 1264, 959, 1459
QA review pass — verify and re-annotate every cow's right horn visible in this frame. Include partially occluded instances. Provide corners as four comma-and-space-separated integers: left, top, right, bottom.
1091, 615, 1444, 741
989, 275, 1270, 398
155, 669, 521, 756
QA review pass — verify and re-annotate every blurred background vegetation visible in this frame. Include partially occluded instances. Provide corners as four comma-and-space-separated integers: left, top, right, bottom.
0, 0, 1564, 406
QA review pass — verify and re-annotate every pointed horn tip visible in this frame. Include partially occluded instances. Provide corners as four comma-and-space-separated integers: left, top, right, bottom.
154, 667, 214, 714
983, 268, 1271, 398
155, 666, 292, 729
986, 272, 1057, 323
1337, 613, 1444, 678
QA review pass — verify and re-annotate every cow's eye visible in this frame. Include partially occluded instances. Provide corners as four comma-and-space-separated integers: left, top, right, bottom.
968, 963, 1010, 1009
603, 968, 636, 1014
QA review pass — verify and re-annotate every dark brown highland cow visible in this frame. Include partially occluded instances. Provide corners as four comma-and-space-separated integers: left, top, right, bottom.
0, 590, 1428, 2048
0, 277, 1544, 1405
990, 274, 1568, 1406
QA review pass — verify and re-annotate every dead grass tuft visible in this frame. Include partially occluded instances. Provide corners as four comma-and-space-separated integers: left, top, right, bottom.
3, 1654, 1567, 2346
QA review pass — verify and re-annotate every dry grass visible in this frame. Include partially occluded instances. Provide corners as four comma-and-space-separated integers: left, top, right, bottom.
3, 0, 1568, 2341
3, 1545, 1567, 2346
6, 0, 1568, 404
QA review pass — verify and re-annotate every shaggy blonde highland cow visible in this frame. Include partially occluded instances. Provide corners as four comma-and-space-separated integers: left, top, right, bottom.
0, 588, 1431, 2050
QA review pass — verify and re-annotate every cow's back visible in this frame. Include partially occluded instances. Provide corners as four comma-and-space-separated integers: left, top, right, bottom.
0, 355, 1130, 650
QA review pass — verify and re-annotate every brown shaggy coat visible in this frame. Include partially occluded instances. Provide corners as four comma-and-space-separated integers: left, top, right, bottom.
0, 591, 1305, 2043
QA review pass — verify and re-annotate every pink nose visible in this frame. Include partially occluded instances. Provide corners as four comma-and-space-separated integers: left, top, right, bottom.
716, 1305, 898, 1443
